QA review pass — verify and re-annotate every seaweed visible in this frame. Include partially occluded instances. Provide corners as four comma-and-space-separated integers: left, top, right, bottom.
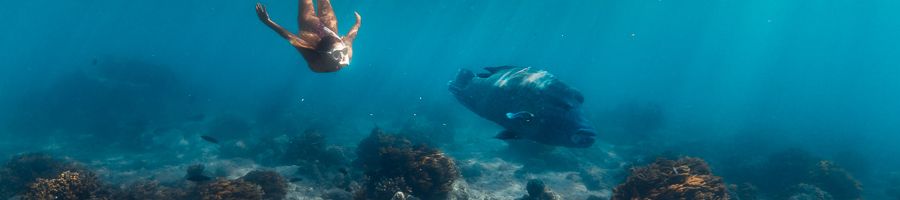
0, 153, 82, 199
611, 157, 729, 200
240, 170, 288, 200
516, 179, 561, 200
22, 170, 110, 200
354, 128, 459, 200
196, 178, 264, 200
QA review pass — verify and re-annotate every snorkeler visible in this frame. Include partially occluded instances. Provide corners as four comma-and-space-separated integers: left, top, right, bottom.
256, 0, 361, 73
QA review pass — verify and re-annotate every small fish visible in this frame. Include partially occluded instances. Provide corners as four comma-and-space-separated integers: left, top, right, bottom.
289, 177, 303, 182
338, 167, 349, 175
200, 135, 219, 144
91, 58, 98, 66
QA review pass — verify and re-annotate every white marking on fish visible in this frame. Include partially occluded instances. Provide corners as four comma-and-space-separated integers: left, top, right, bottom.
495, 67, 531, 88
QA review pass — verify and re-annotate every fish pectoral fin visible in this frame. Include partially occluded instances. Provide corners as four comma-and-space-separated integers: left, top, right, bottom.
506, 111, 535, 123
494, 130, 522, 140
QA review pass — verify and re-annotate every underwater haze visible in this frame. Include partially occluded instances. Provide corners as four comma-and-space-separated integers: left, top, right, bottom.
2, 0, 900, 199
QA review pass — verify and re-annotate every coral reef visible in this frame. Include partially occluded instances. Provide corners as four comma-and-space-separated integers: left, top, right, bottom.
786, 184, 833, 200
240, 170, 288, 200
0, 153, 82, 199
110, 180, 188, 200
281, 129, 349, 168
196, 178, 264, 200
611, 157, 729, 200
755, 149, 862, 199
280, 128, 351, 186
728, 183, 758, 200
354, 128, 459, 200
760, 148, 820, 193
22, 170, 110, 200
516, 179, 561, 200
186, 164, 213, 182
806, 160, 862, 200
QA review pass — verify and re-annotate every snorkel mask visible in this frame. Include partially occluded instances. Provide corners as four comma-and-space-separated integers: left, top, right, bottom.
322, 27, 350, 66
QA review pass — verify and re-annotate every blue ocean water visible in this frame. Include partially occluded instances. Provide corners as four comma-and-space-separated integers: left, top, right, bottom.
1, 0, 899, 199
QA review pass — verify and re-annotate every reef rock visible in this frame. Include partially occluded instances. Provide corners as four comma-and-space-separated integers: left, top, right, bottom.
611, 157, 729, 200
22, 170, 109, 200
0, 153, 82, 199
787, 184, 833, 200
806, 160, 862, 200
240, 170, 288, 200
354, 128, 459, 200
517, 179, 561, 200
110, 180, 188, 200
196, 179, 264, 200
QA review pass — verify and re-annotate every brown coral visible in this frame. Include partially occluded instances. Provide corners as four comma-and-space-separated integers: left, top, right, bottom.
807, 160, 862, 200
240, 170, 288, 200
110, 180, 188, 200
354, 128, 459, 200
21, 170, 109, 200
197, 178, 265, 200
0, 153, 82, 198
612, 157, 729, 200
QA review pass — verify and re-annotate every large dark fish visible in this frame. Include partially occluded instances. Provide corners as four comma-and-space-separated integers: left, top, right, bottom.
448, 66, 597, 148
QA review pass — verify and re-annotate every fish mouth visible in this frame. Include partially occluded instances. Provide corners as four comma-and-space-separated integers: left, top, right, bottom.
570, 129, 597, 147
